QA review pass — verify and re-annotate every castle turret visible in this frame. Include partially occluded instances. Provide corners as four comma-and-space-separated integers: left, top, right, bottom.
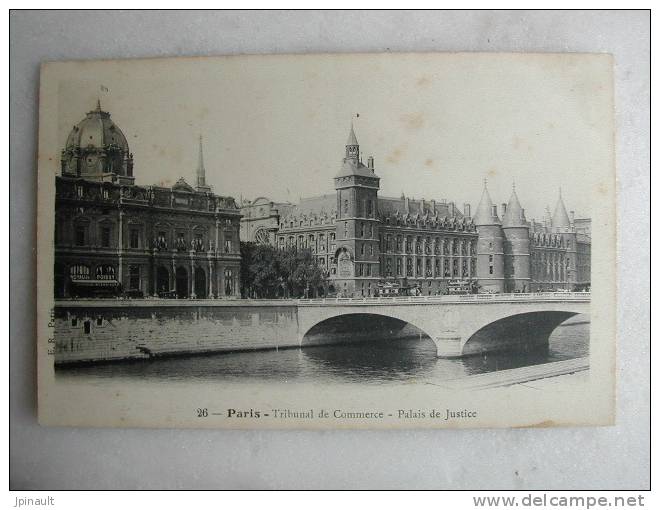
552, 188, 571, 232
473, 180, 504, 293
552, 189, 578, 289
502, 184, 531, 292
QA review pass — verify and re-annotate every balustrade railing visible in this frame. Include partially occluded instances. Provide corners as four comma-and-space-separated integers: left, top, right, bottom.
295, 292, 590, 305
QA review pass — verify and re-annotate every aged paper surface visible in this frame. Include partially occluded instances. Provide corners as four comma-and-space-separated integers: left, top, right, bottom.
36, 53, 615, 429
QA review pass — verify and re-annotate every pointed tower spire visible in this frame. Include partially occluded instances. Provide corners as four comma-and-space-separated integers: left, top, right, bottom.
345, 122, 359, 161
473, 179, 500, 226
96, 98, 102, 112
552, 187, 570, 230
502, 183, 526, 227
195, 134, 211, 192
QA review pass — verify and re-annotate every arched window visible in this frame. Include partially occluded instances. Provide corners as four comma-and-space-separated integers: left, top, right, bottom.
69, 264, 90, 280
95, 264, 116, 280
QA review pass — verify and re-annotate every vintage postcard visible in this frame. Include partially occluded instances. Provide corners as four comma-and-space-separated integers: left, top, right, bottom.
36, 53, 616, 429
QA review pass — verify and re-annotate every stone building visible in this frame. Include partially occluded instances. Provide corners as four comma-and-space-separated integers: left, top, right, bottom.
240, 197, 293, 245
242, 125, 480, 297
54, 102, 242, 299
241, 124, 590, 296
473, 184, 591, 293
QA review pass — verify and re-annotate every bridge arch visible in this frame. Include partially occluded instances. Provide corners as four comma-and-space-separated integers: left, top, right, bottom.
300, 312, 435, 350
461, 310, 583, 357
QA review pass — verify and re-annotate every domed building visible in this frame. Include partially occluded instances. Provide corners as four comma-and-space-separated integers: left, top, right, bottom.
54, 102, 242, 299
60, 100, 134, 185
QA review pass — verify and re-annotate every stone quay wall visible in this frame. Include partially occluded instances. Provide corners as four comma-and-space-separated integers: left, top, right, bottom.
54, 300, 300, 365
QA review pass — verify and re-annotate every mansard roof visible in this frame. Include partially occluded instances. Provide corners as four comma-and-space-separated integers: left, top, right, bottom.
280, 194, 337, 221
378, 196, 462, 219
335, 158, 378, 178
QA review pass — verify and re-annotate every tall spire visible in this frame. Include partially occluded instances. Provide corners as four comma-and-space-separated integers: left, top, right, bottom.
552, 187, 571, 230
473, 179, 501, 226
345, 122, 359, 161
195, 135, 211, 192
96, 98, 102, 112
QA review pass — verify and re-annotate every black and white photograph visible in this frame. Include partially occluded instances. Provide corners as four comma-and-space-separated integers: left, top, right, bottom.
36, 52, 615, 429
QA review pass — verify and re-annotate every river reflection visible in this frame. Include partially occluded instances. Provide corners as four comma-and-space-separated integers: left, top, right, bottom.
56, 319, 589, 385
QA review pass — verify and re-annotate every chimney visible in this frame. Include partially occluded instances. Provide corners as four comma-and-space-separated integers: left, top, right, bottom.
449, 202, 455, 217
570, 210, 575, 227
430, 199, 436, 214
520, 208, 525, 220
441, 198, 447, 204
367, 155, 374, 170
420, 198, 426, 212
501, 203, 507, 214
464, 203, 471, 217
404, 196, 410, 212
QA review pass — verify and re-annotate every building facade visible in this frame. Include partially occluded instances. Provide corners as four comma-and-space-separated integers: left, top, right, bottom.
241, 125, 591, 296
55, 102, 242, 299
242, 126, 481, 297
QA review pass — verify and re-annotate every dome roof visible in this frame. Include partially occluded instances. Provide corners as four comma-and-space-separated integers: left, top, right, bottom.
473, 184, 500, 226
502, 187, 527, 227
65, 100, 129, 154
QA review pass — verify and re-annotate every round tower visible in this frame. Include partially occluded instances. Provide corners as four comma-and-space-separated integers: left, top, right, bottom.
473, 180, 504, 293
502, 184, 531, 292
552, 189, 578, 290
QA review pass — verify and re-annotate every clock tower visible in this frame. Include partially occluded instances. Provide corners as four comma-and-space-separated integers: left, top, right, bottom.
333, 124, 380, 297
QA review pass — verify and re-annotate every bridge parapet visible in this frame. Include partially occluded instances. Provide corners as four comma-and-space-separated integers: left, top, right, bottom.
296, 292, 590, 306
53, 293, 590, 363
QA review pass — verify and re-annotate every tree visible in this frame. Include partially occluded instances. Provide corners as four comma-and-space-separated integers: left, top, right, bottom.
289, 248, 325, 298
239, 242, 325, 298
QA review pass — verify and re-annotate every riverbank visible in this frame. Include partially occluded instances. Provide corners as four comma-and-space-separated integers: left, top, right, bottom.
428, 356, 589, 391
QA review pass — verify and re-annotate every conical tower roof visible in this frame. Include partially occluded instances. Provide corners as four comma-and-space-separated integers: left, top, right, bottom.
552, 189, 571, 230
502, 185, 526, 227
473, 181, 500, 226
346, 123, 358, 146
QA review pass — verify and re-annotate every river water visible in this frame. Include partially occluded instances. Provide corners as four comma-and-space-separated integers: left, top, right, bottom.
56, 316, 589, 386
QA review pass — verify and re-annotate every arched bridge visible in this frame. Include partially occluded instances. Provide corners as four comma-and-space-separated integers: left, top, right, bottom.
54, 293, 590, 364
295, 293, 590, 358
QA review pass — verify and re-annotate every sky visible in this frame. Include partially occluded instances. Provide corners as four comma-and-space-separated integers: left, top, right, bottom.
53, 53, 613, 220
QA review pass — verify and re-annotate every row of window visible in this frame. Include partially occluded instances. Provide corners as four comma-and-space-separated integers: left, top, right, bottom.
531, 252, 571, 281
342, 198, 375, 218
61, 224, 234, 253
381, 257, 476, 278
355, 263, 373, 277
380, 234, 477, 256
279, 232, 336, 252
67, 263, 235, 292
